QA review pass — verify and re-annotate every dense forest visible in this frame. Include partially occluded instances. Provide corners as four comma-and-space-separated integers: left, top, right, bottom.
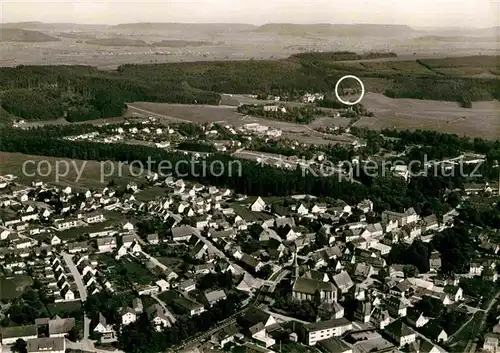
289, 51, 398, 62
0, 53, 498, 122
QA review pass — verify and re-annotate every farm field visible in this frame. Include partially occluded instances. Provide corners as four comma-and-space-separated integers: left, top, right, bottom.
0, 152, 145, 189
356, 93, 500, 140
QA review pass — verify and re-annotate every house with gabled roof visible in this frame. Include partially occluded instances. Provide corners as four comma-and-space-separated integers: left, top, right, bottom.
238, 307, 277, 347
406, 307, 429, 328
171, 225, 197, 242
421, 320, 448, 343
250, 197, 266, 212
332, 271, 354, 294
293, 277, 337, 304
120, 307, 137, 325
385, 319, 416, 347
172, 297, 205, 317
93, 313, 114, 334
204, 289, 227, 307
1, 324, 38, 345
48, 316, 75, 338
146, 304, 170, 330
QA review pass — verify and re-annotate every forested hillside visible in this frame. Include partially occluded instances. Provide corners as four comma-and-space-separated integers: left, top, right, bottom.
0, 53, 498, 122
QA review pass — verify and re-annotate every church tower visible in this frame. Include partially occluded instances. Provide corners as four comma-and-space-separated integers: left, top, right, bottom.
292, 249, 299, 283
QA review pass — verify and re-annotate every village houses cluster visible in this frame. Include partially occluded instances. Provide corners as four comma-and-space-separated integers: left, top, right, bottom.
0, 166, 498, 353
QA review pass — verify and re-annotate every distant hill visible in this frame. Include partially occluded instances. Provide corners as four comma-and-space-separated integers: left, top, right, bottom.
112, 22, 256, 33
0, 28, 60, 42
85, 38, 149, 47
56, 32, 97, 40
152, 39, 214, 47
428, 26, 500, 38
2, 21, 110, 31
412, 35, 498, 42
252, 23, 417, 37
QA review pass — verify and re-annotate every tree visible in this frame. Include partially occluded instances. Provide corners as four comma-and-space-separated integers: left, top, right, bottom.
12, 339, 27, 353
315, 227, 329, 248
257, 264, 273, 279
415, 296, 445, 316
403, 265, 419, 278
313, 290, 322, 307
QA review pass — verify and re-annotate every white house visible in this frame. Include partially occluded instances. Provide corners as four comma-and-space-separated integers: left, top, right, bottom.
304, 318, 353, 346
51, 235, 62, 246
121, 308, 137, 325
97, 237, 117, 253
156, 279, 170, 292
250, 197, 266, 212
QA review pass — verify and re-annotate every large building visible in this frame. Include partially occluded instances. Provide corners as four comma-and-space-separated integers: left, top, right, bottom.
303, 318, 352, 346
293, 277, 337, 304
303, 318, 353, 346
27, 337, 65, 353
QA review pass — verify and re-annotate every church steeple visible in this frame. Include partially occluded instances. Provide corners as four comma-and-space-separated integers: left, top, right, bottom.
292, 249, 299, 282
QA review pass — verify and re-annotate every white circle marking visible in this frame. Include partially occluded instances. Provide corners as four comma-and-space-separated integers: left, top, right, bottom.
335, 75, 365, 106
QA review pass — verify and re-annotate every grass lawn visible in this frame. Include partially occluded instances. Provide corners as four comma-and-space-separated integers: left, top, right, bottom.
157, 290, 179, 305
97, 253, 156, 287
96, 254, 134, 291
120, 257, 156, 285
47, 301, 82, 316
140, 295, 157, 309
0, 276, 33, 300
0, 152, 143, 190
135, 186, 169, 202
157, 256, 184, 270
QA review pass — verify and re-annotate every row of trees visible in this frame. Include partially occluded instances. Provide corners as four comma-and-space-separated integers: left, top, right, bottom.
384, 77, 500, 102
236, 104, 326, 124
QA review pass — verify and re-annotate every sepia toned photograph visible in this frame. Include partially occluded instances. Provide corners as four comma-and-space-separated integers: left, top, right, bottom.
0, 1, 499, 353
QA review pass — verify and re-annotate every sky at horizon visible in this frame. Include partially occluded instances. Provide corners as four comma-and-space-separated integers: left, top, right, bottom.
1, 0, 499, 28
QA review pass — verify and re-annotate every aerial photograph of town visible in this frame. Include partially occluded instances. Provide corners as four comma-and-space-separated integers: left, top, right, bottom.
0, 0, 499, 353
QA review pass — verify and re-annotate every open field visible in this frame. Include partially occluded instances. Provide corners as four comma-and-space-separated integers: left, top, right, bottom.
0, 21, 497, 68
47, 301, 82, 315
356, 93, 500, 140
0, 152, 144, 190
0, 276, 33, 300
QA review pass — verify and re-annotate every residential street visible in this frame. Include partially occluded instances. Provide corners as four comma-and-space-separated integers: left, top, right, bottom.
62, 251, 92, 339
468, 291, 500, 353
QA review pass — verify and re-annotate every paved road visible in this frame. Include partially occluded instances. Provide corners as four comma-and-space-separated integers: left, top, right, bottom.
62, 252, 88, 301
468, 291, 500, 353
151, 294, 177, 324
62, 252, 91, 340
